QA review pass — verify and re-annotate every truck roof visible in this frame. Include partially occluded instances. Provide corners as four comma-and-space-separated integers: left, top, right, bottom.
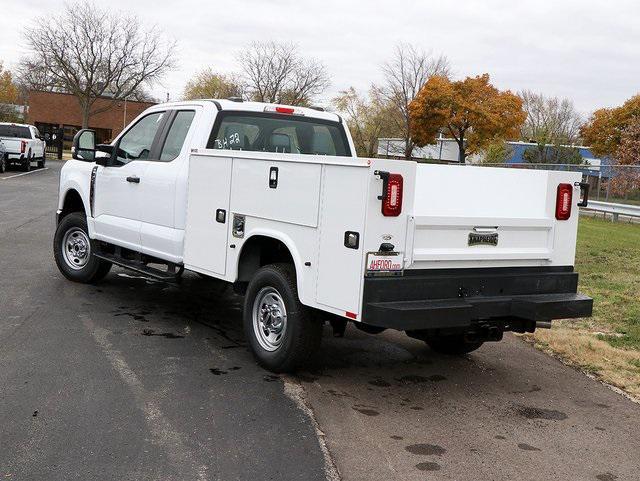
152, 99, 343, 124
0, 122, 33, 128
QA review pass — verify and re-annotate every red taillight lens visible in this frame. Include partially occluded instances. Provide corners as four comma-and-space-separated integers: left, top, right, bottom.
556, 183, 573, 220
382, 174, 403, 216
20, 140, 26, 153
275, 107, 294, 114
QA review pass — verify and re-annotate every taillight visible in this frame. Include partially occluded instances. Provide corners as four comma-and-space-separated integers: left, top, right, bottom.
556, 183, 573, 220
20, 140, 26, 153
382, 173, 403, 217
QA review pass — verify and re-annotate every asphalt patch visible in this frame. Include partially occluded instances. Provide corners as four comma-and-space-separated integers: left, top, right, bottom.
352, 406, 380, 416
141, 328, 184, 338
405, 444, 446, 456
416, 462, 440, 471
516, 405, 568, 421
396, 374, 447, 384
369, 378, 392, 387
596, 473, 618, 481
517, 443, 541, 451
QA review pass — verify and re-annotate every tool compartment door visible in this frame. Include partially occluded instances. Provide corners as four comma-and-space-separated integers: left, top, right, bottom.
183, 153, 233, 276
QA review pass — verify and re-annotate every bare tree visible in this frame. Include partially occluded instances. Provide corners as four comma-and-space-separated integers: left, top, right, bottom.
519, 90, 584, 163
520, 90, 583, 144
238, 41, 330, 106
381, 43, 450, 159
20, 1, 176, 128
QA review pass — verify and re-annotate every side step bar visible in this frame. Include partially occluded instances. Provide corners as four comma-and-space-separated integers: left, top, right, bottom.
93, 251, 184, 282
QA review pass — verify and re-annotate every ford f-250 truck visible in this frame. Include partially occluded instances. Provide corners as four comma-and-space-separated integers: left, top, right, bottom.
54, 99, 593, 372
0, 123, 46, 171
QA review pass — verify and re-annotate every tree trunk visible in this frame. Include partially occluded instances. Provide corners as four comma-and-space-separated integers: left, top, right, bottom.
457, 137, 466, 163
404, 137, 413, 160
79, 98, 91, 129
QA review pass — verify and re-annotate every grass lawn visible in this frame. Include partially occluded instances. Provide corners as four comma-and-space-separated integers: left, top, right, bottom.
527, 216, 640, 398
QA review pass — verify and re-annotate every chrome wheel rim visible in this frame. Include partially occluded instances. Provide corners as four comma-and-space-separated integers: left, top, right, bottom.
252, 287, 287, 352
62, 227, 91, 270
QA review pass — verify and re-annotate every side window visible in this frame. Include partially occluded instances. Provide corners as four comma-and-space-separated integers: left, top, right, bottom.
159, 111, 196, 161
116, 112, 165, 165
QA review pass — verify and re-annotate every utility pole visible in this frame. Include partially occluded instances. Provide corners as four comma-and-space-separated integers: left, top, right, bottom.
123, 96, 128, 129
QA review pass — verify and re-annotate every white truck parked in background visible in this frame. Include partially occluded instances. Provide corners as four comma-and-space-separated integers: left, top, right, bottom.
0, 123, 46, 172
54, 99, 592, 372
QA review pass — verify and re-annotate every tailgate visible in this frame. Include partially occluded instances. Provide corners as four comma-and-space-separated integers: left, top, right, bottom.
0, 138, 21, 153
406, 164, 582, 269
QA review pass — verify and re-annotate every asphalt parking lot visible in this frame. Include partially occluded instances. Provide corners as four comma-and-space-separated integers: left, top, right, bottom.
1, 161, 639, 481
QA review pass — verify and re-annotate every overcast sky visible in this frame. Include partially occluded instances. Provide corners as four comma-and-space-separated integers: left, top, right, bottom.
1, 0, 639, 114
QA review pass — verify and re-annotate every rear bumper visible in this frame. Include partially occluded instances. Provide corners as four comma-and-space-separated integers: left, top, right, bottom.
361, 266, 593, 331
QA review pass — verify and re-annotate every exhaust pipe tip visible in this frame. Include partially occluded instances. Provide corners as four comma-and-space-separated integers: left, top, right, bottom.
536, 321, 552, 329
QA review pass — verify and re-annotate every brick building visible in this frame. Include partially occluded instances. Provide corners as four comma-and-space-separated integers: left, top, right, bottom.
26, 90, 156, 149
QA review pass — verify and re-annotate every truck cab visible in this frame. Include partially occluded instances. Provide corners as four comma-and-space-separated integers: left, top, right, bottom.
54, 99, 592, 372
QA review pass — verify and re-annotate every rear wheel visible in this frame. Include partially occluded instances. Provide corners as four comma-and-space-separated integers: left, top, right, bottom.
0, 155, 6, 173
424, 334, 484, 355
53, 212, 112, 283
243, 264, 322, 373
22, 153, 31, 172
37, 157, 45, 169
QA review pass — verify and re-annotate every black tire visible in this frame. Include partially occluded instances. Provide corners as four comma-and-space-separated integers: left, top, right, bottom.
53, 212, 112, 283
243, 264, 322, 373
22, 156, 31, 172
37, 157, 45, 169
0, 155, 6, 173
425, 334, 484, 355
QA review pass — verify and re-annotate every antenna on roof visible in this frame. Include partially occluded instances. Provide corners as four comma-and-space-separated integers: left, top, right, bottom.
309, 106, 325, 111
227, 97, 244, 102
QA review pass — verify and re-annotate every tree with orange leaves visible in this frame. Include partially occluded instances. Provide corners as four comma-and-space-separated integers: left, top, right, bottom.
409, 74, 526, 162
581, 95, 640, 158
581, 95, 640, 197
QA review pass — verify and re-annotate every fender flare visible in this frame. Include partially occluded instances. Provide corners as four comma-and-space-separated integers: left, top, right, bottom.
234, 228, 310, 304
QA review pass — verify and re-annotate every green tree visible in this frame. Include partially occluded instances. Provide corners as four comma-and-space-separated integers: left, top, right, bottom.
333, 87, 399, 157
478, 139, 514, 165
183, 69, 244, 100
0, 61, 22, 122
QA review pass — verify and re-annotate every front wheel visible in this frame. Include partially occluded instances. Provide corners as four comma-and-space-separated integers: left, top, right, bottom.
53, 212, 112, 283
0, 155, 6, 173
37, 157, 45, 169
243, 264, 322, 373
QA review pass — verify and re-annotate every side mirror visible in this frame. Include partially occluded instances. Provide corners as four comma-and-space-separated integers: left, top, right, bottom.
72, 129, 96, 162
95, 144, 115, 166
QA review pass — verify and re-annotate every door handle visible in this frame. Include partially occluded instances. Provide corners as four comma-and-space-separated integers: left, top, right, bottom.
126, 176, 140, 183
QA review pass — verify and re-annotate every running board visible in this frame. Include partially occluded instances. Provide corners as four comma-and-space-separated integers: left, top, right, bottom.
93, 252, 183, 282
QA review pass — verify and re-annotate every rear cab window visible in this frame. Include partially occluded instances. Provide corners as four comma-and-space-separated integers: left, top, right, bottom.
0, 125, 32, 138
207, 112, 351, 157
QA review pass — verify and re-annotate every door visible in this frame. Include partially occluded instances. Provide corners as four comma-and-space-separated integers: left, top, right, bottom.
183, 154, 233, 276
93, 111, 167, 250
137, 109, 197, 261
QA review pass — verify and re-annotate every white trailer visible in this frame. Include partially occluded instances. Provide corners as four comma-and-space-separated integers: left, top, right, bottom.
54, 99, 592, 372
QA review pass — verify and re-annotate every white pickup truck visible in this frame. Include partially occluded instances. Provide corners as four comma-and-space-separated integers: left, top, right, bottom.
0, 123, 46, 172
54, 99, 592, 372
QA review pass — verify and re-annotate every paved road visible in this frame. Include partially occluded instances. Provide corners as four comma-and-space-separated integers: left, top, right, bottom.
1, 162, 638, 481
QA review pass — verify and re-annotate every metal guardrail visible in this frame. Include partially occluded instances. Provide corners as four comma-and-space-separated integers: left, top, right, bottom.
581, 200, 640, 221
